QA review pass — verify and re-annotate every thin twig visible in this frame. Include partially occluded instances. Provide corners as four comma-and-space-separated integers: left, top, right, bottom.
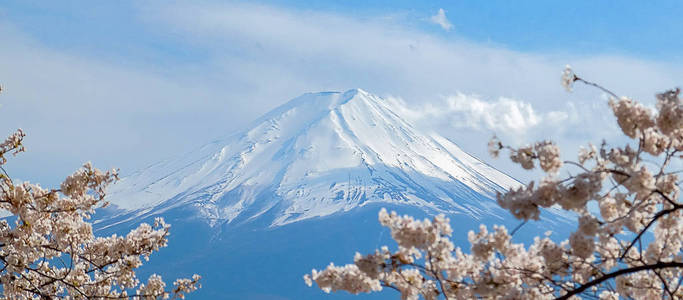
575, 77, 619, 99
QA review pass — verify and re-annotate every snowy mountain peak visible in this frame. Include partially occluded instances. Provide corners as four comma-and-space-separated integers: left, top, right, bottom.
106, 89, 519, 227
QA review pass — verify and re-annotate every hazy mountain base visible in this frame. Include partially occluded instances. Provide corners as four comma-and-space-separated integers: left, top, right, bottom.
95, 202, 572, 300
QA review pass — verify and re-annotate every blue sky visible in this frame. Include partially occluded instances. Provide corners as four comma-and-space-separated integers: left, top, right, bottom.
266, 0, 683, 59
5, 1, 683, 63
1, 1, 682, 186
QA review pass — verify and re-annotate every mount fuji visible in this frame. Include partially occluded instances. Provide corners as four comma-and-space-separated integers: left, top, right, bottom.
97, 89, 569, 299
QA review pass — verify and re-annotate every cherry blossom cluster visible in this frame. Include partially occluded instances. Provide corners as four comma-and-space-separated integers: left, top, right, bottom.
0, 128, 25, 165
561, 65, 577, 92
0, 129, 200, 299
489, 137, 562, 174
306, 68, 683, 299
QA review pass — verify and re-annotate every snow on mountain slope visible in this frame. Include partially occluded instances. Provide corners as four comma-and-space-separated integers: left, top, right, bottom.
106, 89, 521, 227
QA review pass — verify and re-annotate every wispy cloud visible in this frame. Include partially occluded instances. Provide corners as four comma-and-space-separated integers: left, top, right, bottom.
2, 1, 683, 184
0, 23, 244, 186
430, 8, 453, 31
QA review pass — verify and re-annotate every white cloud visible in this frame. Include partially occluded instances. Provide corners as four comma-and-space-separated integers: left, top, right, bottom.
387, 93, 570, 138
430, 8, 453, 31
444, 95, 545, 132
2, 1, 683, 184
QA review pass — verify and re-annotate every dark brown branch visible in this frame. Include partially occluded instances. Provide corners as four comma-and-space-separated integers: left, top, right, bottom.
556, 261, 683, 300
653, 269, 674, 299
619, 204, 683, 261
427, 252, 450, 300
510, 220, 527, 236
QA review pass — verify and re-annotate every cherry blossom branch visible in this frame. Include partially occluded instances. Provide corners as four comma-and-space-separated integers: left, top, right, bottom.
557, 261, 683, 300
653, 263, 675, 298
573, 77, 619, 99
619, 203, 683, 261
427, 253, 450, 300
509, 220, 527, 236
307, 66, 682, 300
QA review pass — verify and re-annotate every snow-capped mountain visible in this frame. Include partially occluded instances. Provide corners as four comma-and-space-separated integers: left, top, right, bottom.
98, 89, 570, 299
105, 89, 519, 228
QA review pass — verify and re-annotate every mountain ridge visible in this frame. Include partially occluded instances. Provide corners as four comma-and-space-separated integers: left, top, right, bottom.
105, 89, 521, 228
